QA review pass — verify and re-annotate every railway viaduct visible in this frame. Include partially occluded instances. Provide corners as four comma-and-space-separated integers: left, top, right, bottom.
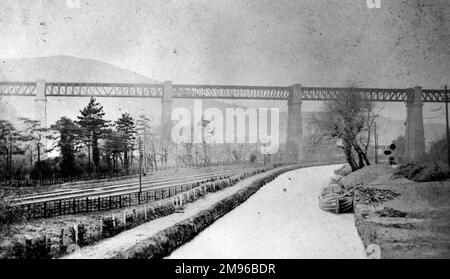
0, 80, 448, 163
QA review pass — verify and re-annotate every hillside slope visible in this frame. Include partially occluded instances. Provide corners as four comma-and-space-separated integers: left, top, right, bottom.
0, 55, 159, 83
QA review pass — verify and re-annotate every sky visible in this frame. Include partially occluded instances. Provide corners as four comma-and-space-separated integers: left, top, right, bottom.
0, 0, 449, 123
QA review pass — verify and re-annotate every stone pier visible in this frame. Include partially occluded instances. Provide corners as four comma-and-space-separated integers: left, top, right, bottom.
34, 79, 47, 128
286, 83, 303, 162
405, 86, 425, 162
162, 80, 173, 127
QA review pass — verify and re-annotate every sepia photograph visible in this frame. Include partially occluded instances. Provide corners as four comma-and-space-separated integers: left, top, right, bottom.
0, 0, 449, 267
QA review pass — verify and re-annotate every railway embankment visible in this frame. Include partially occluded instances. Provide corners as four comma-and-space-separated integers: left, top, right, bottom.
336, 164, 450, 259
0, 166, 267, 259
64, 164, 307, 259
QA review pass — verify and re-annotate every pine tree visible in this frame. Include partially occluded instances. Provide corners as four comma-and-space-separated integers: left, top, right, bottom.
51, 117, 81, 177
115, 113, 136, 171
77, 97, 109, 173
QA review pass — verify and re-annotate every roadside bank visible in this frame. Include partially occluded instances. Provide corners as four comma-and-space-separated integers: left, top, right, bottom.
339, 165, 450, 259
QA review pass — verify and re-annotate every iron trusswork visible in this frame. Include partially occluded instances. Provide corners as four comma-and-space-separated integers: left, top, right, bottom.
301, 87, 409, 102
0, 81, 36, 96
45, 82, 163, 98
405, 87, 426, 162
287, 84, 303, 162
172, 84, 290, 100
1, 81, 448, 102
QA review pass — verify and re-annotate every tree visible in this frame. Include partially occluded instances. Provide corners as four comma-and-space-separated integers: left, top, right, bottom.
51, 117, 81, 177
103, 129, 124, 172
312, 88, 377, 171
77, 97, 109, 173
0, 120, 26, 180
115, 113, 136, 171
18, 117, 53, 168
136, 115, 155, 170
428, 137, 447, 165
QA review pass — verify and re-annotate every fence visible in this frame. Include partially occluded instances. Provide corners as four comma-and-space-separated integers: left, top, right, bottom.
1, 161, 247, 188
15, 170, 258, 220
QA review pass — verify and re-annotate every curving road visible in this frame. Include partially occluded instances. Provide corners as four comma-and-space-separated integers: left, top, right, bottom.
167, 164, 366, 259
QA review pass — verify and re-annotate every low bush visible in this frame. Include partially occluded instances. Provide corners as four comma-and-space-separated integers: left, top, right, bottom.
0, 191, 27, 232
395, 162, 450, 182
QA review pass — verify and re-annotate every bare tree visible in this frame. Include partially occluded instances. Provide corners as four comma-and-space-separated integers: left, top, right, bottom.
311, 87, 377, 171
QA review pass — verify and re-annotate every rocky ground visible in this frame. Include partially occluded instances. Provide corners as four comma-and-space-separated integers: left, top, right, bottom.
338, 164, 450, 259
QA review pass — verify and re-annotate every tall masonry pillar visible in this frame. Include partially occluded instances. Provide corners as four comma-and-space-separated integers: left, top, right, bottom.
405, 86, 425, 162
162, 80, 173, 127
286, 83, 303, 162
34, 79, 47, 128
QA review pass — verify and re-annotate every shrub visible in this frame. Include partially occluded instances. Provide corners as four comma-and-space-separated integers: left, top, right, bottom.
249, 153, 257, 163
0, 190, 27, 231
395, 162, 450, 182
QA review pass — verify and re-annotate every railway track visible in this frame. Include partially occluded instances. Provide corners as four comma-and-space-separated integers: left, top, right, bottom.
10, 165, 257, 206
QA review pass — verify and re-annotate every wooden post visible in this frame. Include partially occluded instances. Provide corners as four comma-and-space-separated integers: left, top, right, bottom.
374, 121, 378, 164
73, 225, 78, 244
43, 202, 47, 218
59, 229, 64, 253
138, 136, 143, 204
445, 85, 450, 167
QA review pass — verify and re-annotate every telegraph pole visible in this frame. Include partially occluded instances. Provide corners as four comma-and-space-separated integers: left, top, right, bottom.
374, 122, 378, 164
138, 137, 143, 204
445, 85, 449, 167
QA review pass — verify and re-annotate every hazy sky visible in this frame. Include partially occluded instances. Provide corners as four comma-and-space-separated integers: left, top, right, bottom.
0, 0, 449, 122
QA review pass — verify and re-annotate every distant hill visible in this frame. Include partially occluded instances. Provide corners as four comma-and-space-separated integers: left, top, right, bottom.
0, 55, 159, 83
